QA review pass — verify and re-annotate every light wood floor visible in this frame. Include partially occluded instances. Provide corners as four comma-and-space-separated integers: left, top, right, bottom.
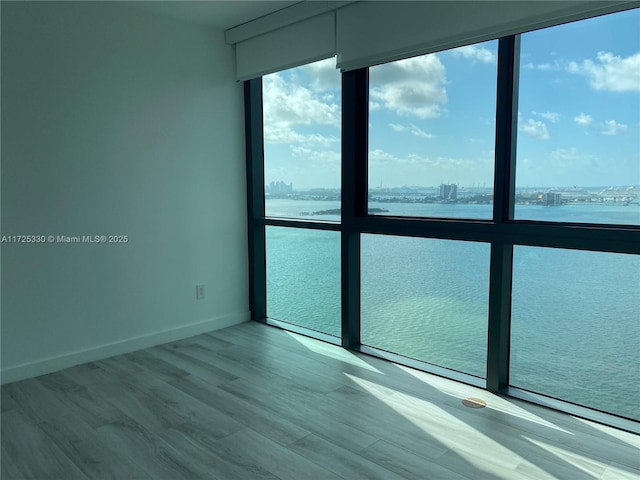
2, 321, 639, 480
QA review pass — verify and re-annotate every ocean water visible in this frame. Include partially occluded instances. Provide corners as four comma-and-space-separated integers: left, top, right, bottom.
265, 199, 640, 420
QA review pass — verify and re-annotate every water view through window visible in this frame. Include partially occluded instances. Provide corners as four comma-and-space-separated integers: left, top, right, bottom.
361, 235, 490, 377
265, 201, 639, 417
266, 226, 341, 337
259, 9, 639, 422
511, 247, 640, 421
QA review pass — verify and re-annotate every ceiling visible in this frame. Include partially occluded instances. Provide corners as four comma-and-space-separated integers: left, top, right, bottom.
129, 1, 301, 31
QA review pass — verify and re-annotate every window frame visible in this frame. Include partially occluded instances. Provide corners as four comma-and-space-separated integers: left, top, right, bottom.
245, 26, 640, 432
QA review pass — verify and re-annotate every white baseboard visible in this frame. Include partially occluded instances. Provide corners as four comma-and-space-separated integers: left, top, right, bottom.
0, 312, 250, 385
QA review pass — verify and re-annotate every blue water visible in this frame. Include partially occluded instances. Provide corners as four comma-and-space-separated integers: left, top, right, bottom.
265, 199, 640, 420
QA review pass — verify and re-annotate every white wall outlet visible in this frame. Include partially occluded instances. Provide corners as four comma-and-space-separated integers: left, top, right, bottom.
196, 284, 206, 300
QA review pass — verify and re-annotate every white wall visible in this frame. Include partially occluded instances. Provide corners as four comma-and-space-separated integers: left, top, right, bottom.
1, 1, 249, 383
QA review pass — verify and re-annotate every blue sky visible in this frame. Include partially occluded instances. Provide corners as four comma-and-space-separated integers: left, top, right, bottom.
263, 8, 639, 190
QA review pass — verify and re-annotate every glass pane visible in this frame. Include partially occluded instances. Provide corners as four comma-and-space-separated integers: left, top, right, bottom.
266, 226, 340, 337
262, 58, 341, 220
361, 235, 490, 377
515, 9, 640, 225
368, 41, 497, 219
511, 247, 640, 420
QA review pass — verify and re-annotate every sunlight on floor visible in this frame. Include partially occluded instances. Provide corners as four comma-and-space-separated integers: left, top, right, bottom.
522, 435, 607, 477
395, 363, 573, 434
575, 417, 640, 449
284, 330, 383, 373
345, 373, 528, 463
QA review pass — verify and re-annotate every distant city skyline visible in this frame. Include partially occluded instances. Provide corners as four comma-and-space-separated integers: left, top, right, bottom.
263, 9, 639, 190
265, 180, 639, 191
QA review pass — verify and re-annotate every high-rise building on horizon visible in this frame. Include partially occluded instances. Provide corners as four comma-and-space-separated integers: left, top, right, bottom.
439, 183, 458, 201
265, 180, 293, 195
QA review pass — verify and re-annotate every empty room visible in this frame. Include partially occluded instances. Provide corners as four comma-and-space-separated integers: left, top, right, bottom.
1, 1, 639, 479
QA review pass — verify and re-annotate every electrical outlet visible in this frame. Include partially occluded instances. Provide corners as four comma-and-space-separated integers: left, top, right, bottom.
196, 284, 206, 300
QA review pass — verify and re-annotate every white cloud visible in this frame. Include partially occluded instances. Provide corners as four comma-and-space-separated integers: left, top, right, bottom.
452, 44, 496, 63
550, 148, 596, 168
263, 72, 339, 144
291, 145, 340, 165
520, 118, 550, 140
264, 74, 338, 127
522, 61, 560, 71
388, 123, 406, 132
370, 54, 447, 118
532, 111, 560, 123
369, 149, 398, 165
369, 148, 465, 168
305, 134, 340, 146
367, 147, 495, 186
264, 130, 338, 146
600, 120, 628, 136
300, 57, 340, 91
386, 122, 435, 138
567, 51, 640, 92
574, 113, 593, 127
409, 124, 435, 139
264, 127, 305, 144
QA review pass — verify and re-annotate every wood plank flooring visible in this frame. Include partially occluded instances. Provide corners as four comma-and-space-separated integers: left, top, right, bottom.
2, 321, 639, 480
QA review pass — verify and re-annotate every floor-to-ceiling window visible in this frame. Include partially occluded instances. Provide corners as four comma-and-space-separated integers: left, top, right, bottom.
245, 8, 639, 428
508, 10, 640, 421
260, 59, 343, 339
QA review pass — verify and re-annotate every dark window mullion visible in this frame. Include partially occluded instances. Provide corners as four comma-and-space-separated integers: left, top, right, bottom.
487, 241, 514, 392
487, 35, 520, 392
341, 68, 369, 349
260, 218, 341, 231
353, 215, 639, 253
493, 36, 520, 224
244, 78, 267, 321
